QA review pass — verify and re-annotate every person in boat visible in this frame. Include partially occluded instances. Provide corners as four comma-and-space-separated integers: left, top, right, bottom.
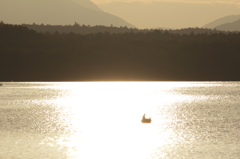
142, 114, 146, 120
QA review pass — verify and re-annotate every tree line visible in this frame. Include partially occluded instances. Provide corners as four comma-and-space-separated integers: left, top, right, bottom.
23, 22, 225, 35
0, 23, 240, 81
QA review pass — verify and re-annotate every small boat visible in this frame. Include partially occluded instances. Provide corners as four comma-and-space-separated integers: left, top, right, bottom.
141, 114, 151, 123
141, 118, 152, 123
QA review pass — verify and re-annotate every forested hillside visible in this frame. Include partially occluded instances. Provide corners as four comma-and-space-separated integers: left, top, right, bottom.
0, 23, 239, 81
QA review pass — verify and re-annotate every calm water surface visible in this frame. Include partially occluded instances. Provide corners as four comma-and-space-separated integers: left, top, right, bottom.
0, 82, 239, 159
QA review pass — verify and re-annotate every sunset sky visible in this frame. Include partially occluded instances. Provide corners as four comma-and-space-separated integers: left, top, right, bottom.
92, 0, 240, 5
95, 0, 240, 28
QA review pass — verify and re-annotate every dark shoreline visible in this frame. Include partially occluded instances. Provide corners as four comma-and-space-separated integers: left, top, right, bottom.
1, 23, 240, 81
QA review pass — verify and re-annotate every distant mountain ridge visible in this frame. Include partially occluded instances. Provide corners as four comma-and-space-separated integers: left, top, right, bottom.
203, 15, 240, 29
215, 19, 240, 31
0, 0, 134, 28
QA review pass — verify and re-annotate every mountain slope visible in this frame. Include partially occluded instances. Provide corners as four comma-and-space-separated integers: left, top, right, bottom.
203, 15, 240, 28
215, 19, 240, 31
71, 0, 102, 11
0, 0, 134, 27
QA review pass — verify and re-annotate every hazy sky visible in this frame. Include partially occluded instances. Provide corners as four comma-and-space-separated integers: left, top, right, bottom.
92, 0, 240, 6
97, 0, 240, 28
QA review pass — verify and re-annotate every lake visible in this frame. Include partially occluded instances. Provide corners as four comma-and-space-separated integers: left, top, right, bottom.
0, 82, 239, 159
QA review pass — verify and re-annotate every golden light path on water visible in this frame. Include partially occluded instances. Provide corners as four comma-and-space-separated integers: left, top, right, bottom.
45, 82, 198, 159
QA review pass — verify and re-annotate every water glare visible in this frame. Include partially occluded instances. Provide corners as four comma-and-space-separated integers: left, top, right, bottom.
49, 82, 200, 159
0, 82, 239, 159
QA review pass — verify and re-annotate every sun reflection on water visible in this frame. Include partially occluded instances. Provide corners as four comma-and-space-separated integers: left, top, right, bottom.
1, 82, 239, 158
49, 82, 199, 159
